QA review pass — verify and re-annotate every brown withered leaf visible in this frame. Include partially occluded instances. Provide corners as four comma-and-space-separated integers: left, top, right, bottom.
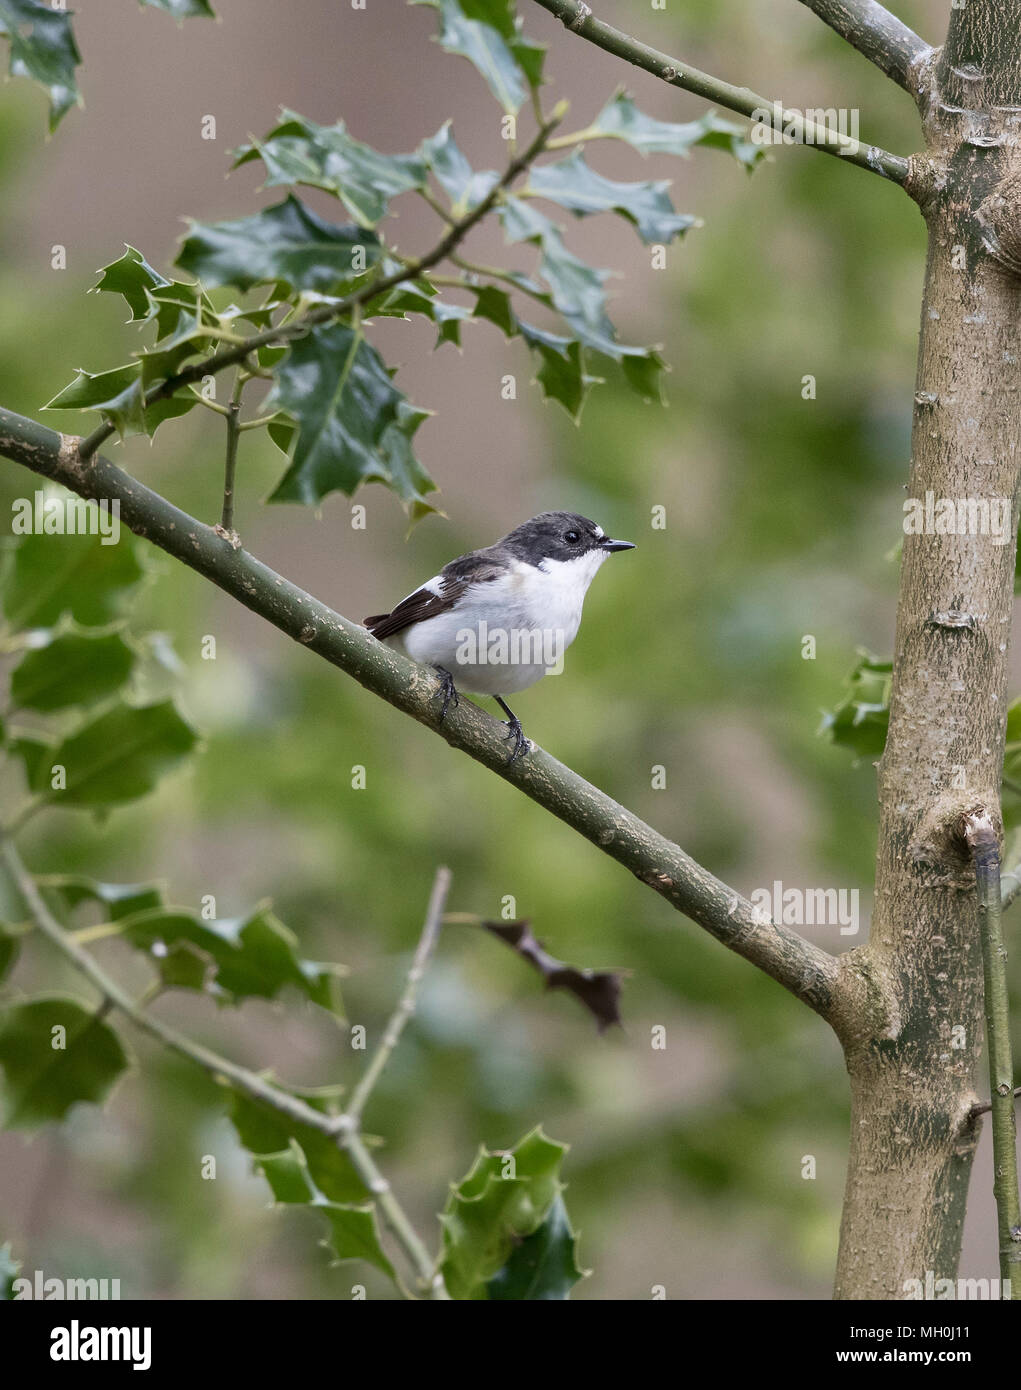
480, 920, 624, 1032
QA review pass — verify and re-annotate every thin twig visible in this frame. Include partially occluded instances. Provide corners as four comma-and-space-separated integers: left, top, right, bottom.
0, 837, 449, 1299
348, 867, 450, 1123
972, 1087, 1021, 1119
529, 0, 910, 183
220, 373, 243, 536
962, 810, 1021, 1297
77, 112, 565, 461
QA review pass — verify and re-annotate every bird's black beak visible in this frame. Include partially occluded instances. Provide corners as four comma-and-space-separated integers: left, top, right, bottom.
601, 538, 636, 553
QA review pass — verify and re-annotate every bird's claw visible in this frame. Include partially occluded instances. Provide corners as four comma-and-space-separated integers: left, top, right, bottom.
435, 667, 459, 723
503, 717, 530, 764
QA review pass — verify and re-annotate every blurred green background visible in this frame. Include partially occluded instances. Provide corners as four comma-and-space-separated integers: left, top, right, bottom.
1, 0, 1003, 1299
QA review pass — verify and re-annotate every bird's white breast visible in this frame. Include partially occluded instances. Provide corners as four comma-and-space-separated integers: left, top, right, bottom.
394, 551, 608, 695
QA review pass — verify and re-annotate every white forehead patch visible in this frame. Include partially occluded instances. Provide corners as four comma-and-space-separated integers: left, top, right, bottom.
593, 524, 604, 539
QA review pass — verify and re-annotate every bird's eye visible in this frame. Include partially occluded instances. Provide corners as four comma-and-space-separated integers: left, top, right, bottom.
564, 530, 580, 544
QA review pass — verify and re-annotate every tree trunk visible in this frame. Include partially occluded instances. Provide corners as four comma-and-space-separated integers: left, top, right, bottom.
834, 2, 1021, 1298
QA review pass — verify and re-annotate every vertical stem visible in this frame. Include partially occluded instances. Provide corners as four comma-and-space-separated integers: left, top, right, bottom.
348, 866, 450, 1123
220, 373, 243, 534
964, 810, 1021, 1298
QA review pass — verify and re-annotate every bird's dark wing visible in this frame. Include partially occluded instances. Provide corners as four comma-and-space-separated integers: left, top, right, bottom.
364, 550, 505, 641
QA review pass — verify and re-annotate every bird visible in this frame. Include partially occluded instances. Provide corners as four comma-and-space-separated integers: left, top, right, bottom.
364, 510, 635, 762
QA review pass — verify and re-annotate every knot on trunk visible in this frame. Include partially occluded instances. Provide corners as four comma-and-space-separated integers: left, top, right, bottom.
976, 171, 1021, 276
908, 796, 1001, 887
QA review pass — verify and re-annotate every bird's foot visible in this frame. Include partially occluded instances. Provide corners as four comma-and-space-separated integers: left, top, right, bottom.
434, 666, 459, 723
502, 716, 530, 764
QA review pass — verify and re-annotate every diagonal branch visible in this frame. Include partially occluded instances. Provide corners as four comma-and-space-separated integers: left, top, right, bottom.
0, 404, 842, 1022
529, 0, 911, 183
0, 836, 449, 1299
795, 0, 933, 97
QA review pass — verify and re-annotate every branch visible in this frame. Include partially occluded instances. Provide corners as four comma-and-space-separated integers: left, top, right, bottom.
529, 0, 910, 184
77, 111, 564, 461
218, 372, 243, 543
962, 810, 1021, 1296
347, 867, 450, 1123
0, 406, 840, 1021
0, 835, 449, 1299
795, 0, 933, 97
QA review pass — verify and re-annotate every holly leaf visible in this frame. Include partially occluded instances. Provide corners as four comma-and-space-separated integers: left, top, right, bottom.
116, 903, 341, 1009
440, 1127, 571, 1299
0, 997, 130, 1131
820, 651, 891, 758
487, 1194, 586, 1299
249, 1140, 395, 1280
415, 0, 527, 113
536, 227, 616, 351
230, 1092, 367, 1205
266, 323, 407, 505
37, 875, 164, 921
2, 528, 144, 630
44, 363, 195, 440
138, 0, 215, 17
32, 700, 198, 807
420, 123, 498, 214
499, 193, 556, 244
91, 246, 171, 321
378, 402, 440, 521
518, 320, 589, 420
526, 149, 696, 245
176, 196, 380, 295
234, 111, 427, 228
318, 1203, 396, 1279
10, 630, 135, 712
590, 91, 764, 169
0, 0, 81, 131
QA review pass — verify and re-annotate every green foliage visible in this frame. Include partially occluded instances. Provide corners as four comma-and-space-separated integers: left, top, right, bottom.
440, 1127, 584, 1299
177, 197, 380, 295
820, 652, 891, 759
0, 997, 130, 1130
414, 0, 541, 113
487, 1194, 585, 1299
2, 526, 144, 629
526, 148, 697, 245
29, 701, 198, 808
233, 112, 428, 228
266, 323, 405, 507
114, 903, 342, 1009
587, 90, 764, 169
138, 0, 215, 18
10, 630, 135, 711
0, 1242, 19, 1299
0, 0, 80, 131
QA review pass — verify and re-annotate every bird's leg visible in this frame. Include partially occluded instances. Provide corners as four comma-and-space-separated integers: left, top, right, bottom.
495, 697, 530, 764
434, 666, 459, 722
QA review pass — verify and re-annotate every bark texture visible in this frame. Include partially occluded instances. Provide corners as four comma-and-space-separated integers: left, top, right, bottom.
834, 1, 1021, 1298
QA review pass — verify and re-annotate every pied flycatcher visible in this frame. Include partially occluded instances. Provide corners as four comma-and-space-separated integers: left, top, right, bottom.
365, 510, 635, 761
